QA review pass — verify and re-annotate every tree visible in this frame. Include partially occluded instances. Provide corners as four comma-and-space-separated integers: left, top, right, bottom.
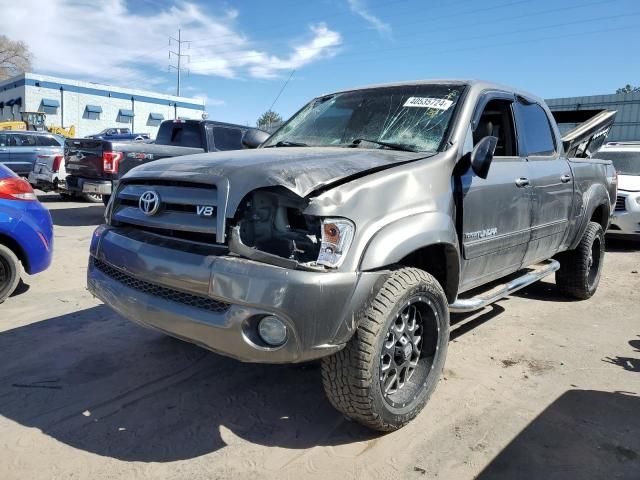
616, 84, 640, 94
257, 110, 283, 131
0, 35, 32, 80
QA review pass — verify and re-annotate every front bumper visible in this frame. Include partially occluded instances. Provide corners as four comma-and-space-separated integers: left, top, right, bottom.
88, 227, 388, 363
66, 176, 112, 195
609, 192, 640, 236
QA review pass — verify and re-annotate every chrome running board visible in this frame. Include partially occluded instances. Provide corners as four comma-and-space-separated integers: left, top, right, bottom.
449, 259, 560, 313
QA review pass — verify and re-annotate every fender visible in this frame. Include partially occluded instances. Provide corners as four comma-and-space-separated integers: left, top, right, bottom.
568, 182, 610, 250
359, 211, 460, 300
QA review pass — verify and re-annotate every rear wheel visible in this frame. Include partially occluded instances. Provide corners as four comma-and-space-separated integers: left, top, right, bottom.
0, 244, 21, 303
82, 193, 103, 203
556, 221, 605, 299
322, 267, 449, 431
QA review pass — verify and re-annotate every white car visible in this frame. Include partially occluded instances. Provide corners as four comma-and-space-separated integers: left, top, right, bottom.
596, 142, 640, 238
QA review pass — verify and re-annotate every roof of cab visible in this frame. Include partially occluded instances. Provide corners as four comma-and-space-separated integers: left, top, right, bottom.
321, 79, 545, 105
169, 118, 256, 130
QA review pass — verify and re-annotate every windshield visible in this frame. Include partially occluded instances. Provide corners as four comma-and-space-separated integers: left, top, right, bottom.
263, 84, 465, 152
595, 150, 640, 175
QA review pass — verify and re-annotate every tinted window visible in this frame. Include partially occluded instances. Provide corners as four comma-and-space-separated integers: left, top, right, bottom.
516, 102, 556, 156
37, 135, 62, 147
212, 127, 243, 151
156, 123, 203, 148
13, 134, 37, 147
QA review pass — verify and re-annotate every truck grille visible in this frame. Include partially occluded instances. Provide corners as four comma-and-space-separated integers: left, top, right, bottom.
92, 258, 230, 313
111, 180, 221, 244
615, 195, 626, 212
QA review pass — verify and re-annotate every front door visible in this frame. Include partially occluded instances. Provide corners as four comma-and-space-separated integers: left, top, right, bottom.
9, 133, 40, 175
459, 95, 533, 292
515, 99, 574, 265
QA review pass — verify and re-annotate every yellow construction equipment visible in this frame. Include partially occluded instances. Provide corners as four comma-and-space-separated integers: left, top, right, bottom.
0, 112, 75, 137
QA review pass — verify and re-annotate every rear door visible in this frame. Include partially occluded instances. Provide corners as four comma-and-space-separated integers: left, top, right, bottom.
0, 133, 9, 167
459, 93, 533, 291
8, 133, 39, 175
516, 98, 574, 265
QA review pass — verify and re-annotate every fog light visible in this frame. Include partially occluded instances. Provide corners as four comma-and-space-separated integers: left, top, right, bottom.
258, 316, 287, 346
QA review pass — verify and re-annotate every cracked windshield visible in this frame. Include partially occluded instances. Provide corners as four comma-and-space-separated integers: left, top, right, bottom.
263, 84, 464, 152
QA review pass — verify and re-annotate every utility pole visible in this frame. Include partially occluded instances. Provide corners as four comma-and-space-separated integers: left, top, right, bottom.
169, 29, 190, 97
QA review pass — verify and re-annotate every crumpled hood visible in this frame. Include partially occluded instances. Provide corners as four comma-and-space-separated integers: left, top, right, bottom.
618, 174, 640, 192
124, 146, 430, 213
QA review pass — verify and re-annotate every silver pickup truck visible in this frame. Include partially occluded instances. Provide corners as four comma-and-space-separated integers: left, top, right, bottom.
88, 80, 617, 431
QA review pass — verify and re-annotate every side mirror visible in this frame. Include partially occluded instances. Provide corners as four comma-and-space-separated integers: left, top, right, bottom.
242, 129, 270, 149
470, 136, 498, 179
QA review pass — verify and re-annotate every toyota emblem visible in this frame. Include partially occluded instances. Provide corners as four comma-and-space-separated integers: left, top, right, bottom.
139, 190, 160, 216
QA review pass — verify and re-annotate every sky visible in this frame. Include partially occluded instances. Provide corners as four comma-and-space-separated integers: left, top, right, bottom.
2, 0, 639, 126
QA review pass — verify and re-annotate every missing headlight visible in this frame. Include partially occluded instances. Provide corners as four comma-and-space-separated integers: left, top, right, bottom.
234, 188, 321, 263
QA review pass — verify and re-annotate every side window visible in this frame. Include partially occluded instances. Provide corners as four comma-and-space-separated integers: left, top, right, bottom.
0, 133, 8, 147
472, 99, 517, 157
37, 135, 59, 147
212, 127, 243, 151
14, 135, 37, 147
516, 102, 556, 156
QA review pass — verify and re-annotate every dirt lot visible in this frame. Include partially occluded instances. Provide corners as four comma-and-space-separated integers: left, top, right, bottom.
0, 194, 639, 480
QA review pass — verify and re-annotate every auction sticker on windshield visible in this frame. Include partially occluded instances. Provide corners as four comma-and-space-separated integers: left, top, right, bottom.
403, 97, 453, 110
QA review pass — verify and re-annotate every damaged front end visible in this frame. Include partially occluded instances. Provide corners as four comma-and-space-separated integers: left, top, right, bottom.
228, 188, 355, 271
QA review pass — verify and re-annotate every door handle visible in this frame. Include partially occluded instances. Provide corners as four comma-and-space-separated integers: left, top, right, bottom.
515, 177, 530, 187
560, 174, 572, 183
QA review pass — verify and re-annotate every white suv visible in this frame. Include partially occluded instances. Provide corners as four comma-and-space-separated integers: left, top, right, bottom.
596, 142, 640, 237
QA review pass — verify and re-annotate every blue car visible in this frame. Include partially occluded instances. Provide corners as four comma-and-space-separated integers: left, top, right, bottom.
0, 163, 53, 302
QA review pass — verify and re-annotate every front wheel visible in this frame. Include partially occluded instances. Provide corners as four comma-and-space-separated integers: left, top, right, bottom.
555, 221, 605, 299
322, 267, 449, 432
0, 244, 21, 303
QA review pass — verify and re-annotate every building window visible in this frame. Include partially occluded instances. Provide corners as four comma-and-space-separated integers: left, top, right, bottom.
117, 109, 134, 124
40, 98, 59, 115
84, 104, 102, 120
147, 112, 164, 126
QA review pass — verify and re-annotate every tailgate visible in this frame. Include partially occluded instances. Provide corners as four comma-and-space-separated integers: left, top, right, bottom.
64, 138, 106, 178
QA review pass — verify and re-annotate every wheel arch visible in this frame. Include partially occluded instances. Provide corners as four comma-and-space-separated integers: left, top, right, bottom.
359, 212, 460, 303
0, 232, 29, 272
568, 184, 611, 250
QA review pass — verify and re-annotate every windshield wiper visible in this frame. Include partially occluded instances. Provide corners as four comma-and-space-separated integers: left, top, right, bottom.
264, 140, 309, 148
349, 138, 419, 153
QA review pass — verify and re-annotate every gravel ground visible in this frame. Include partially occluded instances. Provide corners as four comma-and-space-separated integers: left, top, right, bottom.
0, 194, 638, 480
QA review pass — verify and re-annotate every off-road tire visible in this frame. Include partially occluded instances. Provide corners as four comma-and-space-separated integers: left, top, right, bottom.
82, 193, 103, 204
321, 267, 449, 432
0, 244, 21, 303
556, 221, 605, 300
